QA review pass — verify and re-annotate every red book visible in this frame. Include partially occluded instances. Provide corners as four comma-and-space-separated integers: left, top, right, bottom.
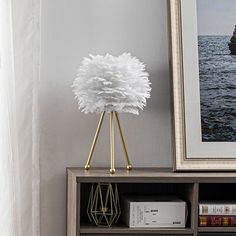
199, 215, 236, 227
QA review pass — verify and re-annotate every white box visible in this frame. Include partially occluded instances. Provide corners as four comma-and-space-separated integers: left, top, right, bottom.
122, 196, 187, 228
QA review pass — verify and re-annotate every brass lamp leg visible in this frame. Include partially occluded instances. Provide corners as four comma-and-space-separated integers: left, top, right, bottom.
110, 112, 115, 174
114, 112, 132, 170
85, 111, 106, 170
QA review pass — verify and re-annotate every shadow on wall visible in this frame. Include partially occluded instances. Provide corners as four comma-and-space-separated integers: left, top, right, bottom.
148, 67, 170, 112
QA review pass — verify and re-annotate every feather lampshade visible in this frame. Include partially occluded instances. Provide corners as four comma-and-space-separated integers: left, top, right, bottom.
73, 53, 151, 174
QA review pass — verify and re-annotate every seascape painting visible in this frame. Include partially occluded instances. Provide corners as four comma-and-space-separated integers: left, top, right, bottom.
197, 0, 236, 142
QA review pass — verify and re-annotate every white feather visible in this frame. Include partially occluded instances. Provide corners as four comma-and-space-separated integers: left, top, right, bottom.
72, 53, 151, 115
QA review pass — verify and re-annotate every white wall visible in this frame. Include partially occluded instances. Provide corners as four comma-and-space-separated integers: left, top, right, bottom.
40, 0, 170, 235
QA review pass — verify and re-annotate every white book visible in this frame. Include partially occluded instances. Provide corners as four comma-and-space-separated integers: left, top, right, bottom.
199, 201, 236, 215
122, 196, 187, 228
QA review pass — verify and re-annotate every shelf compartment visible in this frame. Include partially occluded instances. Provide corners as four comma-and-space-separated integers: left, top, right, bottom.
199, 183, 236, 201
80, 183, 195, 229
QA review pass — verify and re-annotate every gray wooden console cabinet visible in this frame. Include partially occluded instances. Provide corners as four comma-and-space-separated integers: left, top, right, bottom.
67, 168, 236, 236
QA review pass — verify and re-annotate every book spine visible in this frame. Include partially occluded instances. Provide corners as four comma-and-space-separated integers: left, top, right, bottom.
199, 216, 236, 227
199, 204, 236, 215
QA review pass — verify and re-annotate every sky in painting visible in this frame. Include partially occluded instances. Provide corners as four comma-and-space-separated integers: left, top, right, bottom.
197, 0, 236, 35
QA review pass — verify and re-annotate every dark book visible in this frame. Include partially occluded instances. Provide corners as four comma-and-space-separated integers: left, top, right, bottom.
199, 215, 236, 227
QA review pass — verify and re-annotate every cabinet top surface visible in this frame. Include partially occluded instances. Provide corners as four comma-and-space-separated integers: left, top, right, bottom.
67, 167, 236, 180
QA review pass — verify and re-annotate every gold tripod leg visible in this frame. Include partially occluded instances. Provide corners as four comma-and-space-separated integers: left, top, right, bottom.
85, 111, 106, 170
110, 112, 115, 174
115, 112, 132, 170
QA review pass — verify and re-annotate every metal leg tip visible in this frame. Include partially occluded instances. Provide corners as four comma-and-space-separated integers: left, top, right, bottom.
127, 165, 132, 171
85, 164, 91, 170
110, 168, 115, 174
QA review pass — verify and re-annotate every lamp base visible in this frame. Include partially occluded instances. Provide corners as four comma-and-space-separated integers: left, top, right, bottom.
126, 165, 132, 171
85, 164, 91, 170
84, 111, 132, 174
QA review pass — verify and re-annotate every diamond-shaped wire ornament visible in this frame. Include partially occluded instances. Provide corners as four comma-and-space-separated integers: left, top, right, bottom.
87, 183, 121, 227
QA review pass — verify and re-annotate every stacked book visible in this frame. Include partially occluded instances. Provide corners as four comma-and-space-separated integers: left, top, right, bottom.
122, 195, 187, 228
199, 201, 236, 227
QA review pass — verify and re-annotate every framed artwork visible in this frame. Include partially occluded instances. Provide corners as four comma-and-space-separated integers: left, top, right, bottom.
168, 0, 236, 170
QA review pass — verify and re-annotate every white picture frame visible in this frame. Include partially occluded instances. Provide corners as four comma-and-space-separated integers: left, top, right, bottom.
168, 0, 236, 171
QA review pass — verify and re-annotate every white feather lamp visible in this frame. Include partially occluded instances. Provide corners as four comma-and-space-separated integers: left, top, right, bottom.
73, 53, 151, 174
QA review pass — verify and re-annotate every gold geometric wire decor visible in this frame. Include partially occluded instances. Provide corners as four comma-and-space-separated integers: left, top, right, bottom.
87, 183, 121, 227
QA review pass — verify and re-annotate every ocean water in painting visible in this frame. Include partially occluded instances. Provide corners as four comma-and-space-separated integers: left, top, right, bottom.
199, 35, 236, 141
